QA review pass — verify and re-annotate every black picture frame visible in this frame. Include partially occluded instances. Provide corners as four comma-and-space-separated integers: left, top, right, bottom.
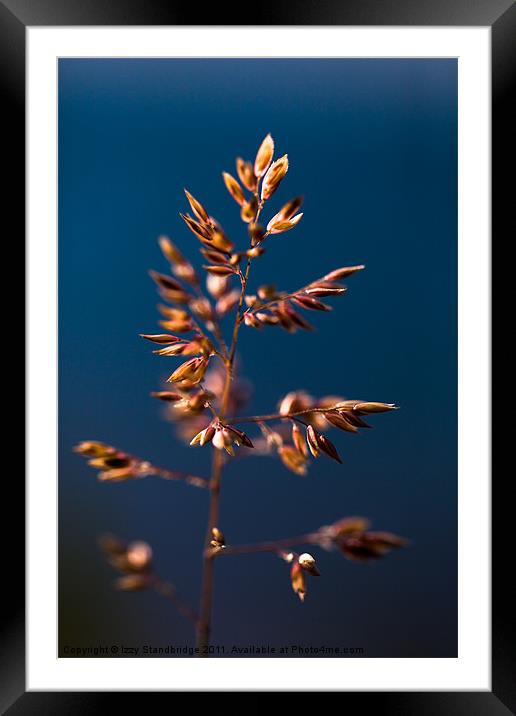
4, 0, 510, 710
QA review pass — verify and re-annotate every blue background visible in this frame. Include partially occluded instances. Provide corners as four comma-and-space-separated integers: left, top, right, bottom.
58, 58, 457, 657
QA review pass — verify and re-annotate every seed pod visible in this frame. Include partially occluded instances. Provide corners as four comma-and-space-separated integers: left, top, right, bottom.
206, 273, 229, 299
255, 312, 279, 325
184, 189, 210, 224
254, 133, 274, 178
236, 157, 257, 191
180, 213, 214, 241
222, 172, 246, 206
98, 467, 136, 482
306, 425, 320, 458
167, 357, 207, 384
74, 441, 116, 458
298, 552, 320, 577
159, 319, 192, 334
149, 270, 183, 292
267, 213, 303, 235
261, 154, 288, 201
243, 312, 263, 329
278, 390, 313, 417
240, 195, 258, 223
324, 265, 365, 281
266, 197, 303, 231
324, 411, 358, 434
190, 297, 214, 321
354, 402, 398, 414
216, 289, 240, 316
249, 222, 266, 246
292, 422, 308, 457
150, 391, 183, 402
158, 287, 190, 305
158, 235, 186, 265
290, 561, 306, 601
278, 445, 308, 476
291, 295, 332, 312
204, 265, 236, 277
317, 434, 342, 464
190, 425, 215, 446
304, 286, 347, 297
201, 247, 230, 265
140, 333, 180, 344
246, 246, 265, 258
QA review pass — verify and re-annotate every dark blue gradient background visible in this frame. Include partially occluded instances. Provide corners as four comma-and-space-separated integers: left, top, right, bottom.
58, 59, 457, 657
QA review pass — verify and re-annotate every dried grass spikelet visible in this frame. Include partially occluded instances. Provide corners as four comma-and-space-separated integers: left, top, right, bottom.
304, 286, 347, 298
298, 553, 320, 577
249, 222, 266, 246
278, 445, 308, 476
261, 154, 288, 201
254, 133, 275, 178
167, 357, 208, 385
291, 422, 308, 457
236, 157, 257, 191
140, 333, 181, 345
158, 304, 193, 333
290, 561, 306, 601
208, 218, 234, 252
216, 289, 240, 316
324, 265, 366, 281
158, 236, 198, 286
184, 189, 210, 224
180, 212, 214, 242
240, 195, 258, 223
75, 442, 155, 482
291, 294, 332, 312
190, 424, 216, 447
266, 197, 303, 232
267, 212, 303, 235
279, 390, 313, 417
206, 273, 230, 299
74, 441, 117, 458
204, 265, 236, 277
338, 531, 407, 562
150, 391, 183, 402
222, 172, 246, 206
304, 425, 341, 463
323, 411, 359, 434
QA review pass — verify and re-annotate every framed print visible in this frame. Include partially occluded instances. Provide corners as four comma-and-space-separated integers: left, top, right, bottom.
3, 0, 511, 709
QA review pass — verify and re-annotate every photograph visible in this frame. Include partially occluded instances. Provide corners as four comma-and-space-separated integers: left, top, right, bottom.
59, 57, 458, 659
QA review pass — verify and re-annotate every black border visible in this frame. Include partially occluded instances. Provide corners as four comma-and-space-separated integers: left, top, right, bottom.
4, 0, 511, 710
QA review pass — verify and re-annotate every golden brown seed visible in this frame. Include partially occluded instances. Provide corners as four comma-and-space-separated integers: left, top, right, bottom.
324, 265, 365, 281
184, 189, 210, 224
240, 195, 258, 223
292, 422, 308, 457
290, 561, 306, 601
267, 213, 303, 235
278, 445, 308, 476
254, 133, 275, 178
261, 154, 289, 201
222, 172, 246, 206
139, 333, 180, 344
204, 265, 236, 277
236, 157, 257, 191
